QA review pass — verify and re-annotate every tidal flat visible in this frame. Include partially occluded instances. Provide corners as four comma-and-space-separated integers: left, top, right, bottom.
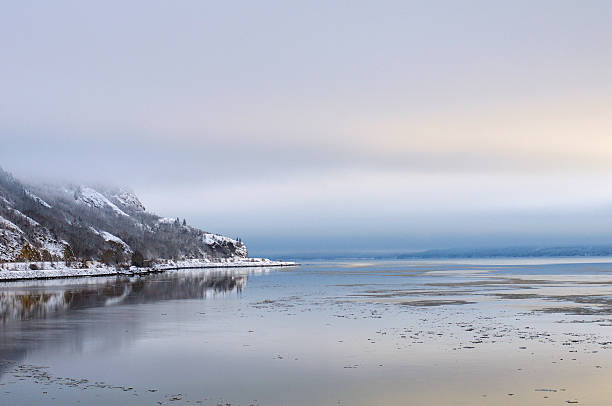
1, 259, 611, 405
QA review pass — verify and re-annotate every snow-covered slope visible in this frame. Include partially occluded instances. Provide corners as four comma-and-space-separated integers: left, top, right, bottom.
204, 233, 248, 257
25, 190, 52, 208
75, 187, 128, 216
0, 211, 68, 262
0, 215, 23, 261
111, 190, 146, 212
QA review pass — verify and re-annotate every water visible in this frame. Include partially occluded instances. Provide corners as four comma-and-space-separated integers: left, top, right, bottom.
1, 259, 612, 405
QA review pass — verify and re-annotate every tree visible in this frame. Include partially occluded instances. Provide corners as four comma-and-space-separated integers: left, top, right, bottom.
101, 249, 116, 266
64, 245, 75, 266
41, 249, 52, 262
131, 250, 144, 267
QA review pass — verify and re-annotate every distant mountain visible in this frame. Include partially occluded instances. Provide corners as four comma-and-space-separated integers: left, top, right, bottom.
276, 246, 612, 261
396, 246, 612, 259
0, 167, 247, 263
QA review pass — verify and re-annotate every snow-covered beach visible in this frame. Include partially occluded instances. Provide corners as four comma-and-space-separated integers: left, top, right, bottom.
0, 258, 298, 281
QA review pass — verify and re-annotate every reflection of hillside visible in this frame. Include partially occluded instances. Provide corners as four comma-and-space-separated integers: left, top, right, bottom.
0, 270, 248, 322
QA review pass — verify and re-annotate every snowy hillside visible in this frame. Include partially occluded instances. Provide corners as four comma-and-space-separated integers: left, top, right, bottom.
75, 186, 129, 216
0, 167, 247, 264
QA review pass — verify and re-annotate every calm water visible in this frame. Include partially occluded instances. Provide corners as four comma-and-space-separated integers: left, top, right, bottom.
1, 259, 612, 405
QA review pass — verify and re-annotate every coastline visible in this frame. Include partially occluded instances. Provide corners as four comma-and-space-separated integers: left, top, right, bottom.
0, 258, 298, 281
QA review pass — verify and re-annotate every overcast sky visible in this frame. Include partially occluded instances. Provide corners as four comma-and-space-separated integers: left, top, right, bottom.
2, 1, 612, 255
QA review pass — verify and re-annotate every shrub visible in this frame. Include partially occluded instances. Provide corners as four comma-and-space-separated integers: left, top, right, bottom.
64, 246, 75, 266
101, 249, 116, 266
41, 249, 52, 262
21, 244, 42, 262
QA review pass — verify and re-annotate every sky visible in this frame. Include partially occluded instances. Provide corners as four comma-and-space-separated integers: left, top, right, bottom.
2, 1, 612, 256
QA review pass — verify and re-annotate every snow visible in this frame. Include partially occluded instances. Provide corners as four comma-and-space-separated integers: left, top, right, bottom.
203, 233, 234, 245
89, 227, 133, 252
158, 217, 178, 224
77, 187, 128, 216
0, 215, 23, 233
0, 258, 298, 280
0, 227, 23, 261
203, 233, 248, 256
25, 189, 52, 208
112, 190, 145, 211
10, 208, 40, 227
43, 240, 67, 258
0, 212, 68, 260
158, 257, 296, 270
100, 231, 133, 253
0, 262, 121, 280
100, 231, 123, 244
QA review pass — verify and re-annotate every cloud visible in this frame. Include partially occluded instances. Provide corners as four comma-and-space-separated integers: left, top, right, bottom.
2, 1, 612, 251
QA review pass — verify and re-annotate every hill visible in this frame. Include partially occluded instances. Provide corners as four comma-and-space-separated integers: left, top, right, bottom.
0, 167, 247, 265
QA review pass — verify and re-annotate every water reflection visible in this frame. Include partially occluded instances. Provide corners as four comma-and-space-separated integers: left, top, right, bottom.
0, 269, 251, 322
0, 268, 261, 381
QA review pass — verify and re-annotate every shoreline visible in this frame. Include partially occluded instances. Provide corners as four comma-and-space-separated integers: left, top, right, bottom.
0, 258, 298, 282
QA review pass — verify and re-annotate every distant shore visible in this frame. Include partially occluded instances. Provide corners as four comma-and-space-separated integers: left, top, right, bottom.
0, 258, 298, 281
